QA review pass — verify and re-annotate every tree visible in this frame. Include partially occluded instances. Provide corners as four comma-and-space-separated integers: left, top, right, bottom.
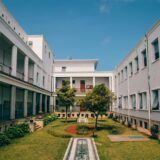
56, 80, 76, 122
80, 84, 116, 129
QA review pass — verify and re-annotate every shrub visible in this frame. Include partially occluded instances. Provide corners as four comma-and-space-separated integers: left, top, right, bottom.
77, 125, 89, 135
0, 133, 10, 146
43, 114, 58, 126
5, 127, 24, 139
108, 113, 113, 119
151, 125, 159, 138
16, 123, 30, 133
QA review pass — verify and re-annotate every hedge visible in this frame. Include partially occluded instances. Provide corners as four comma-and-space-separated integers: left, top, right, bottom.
43, 114, 58, 126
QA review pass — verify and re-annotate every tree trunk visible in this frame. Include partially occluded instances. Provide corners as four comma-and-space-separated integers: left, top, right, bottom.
65, 106, 68, 122
95, 114, 98, 130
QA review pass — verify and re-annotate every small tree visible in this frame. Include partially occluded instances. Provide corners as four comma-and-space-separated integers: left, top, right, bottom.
56, 80, 76, 122
80, 84, 115, 129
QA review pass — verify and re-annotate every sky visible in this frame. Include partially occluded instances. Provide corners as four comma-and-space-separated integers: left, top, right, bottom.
2, 0, 160, 70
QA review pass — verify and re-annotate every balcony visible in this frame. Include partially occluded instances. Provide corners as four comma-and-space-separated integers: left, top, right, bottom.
16, 71, 24, 80
0, 63, 12, 75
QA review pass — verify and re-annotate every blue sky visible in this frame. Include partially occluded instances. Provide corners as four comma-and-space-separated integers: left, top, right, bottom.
3, 0, 160, 70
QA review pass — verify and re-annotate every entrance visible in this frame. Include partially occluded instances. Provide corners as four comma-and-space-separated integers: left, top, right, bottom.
80, 80, 85, 92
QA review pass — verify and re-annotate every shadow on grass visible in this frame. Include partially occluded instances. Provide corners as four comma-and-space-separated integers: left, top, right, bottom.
60, 119, 77, 123
96, 124, 124, 135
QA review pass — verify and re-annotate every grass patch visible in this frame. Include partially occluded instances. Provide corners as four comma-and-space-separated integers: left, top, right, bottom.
0, 118, 160, 160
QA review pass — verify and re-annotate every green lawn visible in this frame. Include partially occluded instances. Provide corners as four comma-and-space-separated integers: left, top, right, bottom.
0, 118, 160, 160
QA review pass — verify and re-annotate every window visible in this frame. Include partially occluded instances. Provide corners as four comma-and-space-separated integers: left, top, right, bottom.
135, 56, 139, 72
139, 92, 147, 109
43, 76, 45, 87
28, 41, 33, 47
121, 70, 124, 81
125, 66, 128, 79
140, 121, 143, 127
72, 80, 75, 84
118, 97, 122, 108
124, 96, 128, 109
36, 72, 39, 83
129, 62, 133, 76
142, 49, 147, 67
152, 89, 160, 110
144, 122, 148, 129
130, 94, 136, 109
152, 39, 159, 60
118, 73, 120, 83
49, 52, 50, 58
62, 66, 66, 72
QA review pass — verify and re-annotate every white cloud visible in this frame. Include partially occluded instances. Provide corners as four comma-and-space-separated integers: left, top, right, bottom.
98, 0, 135, 14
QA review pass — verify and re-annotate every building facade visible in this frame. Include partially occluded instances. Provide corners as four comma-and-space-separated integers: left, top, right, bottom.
53, 59, 114, 118
0, 1, 54, 131
113, 21, 160, 133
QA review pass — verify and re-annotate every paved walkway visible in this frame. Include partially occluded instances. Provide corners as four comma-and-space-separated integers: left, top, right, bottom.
108, 135, 149, 142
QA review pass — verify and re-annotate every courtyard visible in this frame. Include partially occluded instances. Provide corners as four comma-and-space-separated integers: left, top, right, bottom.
0, 118, 160, 160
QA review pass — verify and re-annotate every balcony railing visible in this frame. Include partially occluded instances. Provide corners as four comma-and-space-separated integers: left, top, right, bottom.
28, 77, 34, 84
0, 63, 12, 75
16, 71, 24, 80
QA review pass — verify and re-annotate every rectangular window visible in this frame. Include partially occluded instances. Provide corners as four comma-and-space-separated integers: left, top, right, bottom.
36, 72, 39, 83
121, 70, 124, 81
130, 94, 136, 109
144, 122, 148, 129
43, 76, 45, 87
142, 49, 147, 67
140, 121, 143, 127
152, 90, 160, 110
124, 96, 128, 109
135, 56, 139, 72
125, 66, 128, 79
129, 62, 133, 76
118, 73, 120, 83
152, 39, 159, 60
118, 97, 122, 108
139, 92, 147, 109
72, 80, 75, 84
62, 66, 66, 72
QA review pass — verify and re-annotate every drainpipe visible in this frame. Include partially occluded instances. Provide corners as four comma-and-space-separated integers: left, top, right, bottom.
145, 34, 151, 130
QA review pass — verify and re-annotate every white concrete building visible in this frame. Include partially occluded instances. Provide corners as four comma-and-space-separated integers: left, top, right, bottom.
53, 59, 114, 117
113, 21, 160, 133
0, 1, 54, 131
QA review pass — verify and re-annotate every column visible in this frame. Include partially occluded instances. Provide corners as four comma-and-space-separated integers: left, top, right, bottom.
70, 77, 73, 88
33, 63, 37, 85
93, 76, 95, 87
11, 45, 17, 77
10, 86, 16, 119
33, 92, 36, 115
24, 90, 28, 117
24, 56, 29, 82
39, 94, 42, 113
50, 96, 53, 112
109, 76, 112, 90
53, 96, 56, 112
53, 77, 56, 92
45, 95, 47, 113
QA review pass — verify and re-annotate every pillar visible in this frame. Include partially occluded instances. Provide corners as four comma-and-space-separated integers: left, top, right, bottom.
24, 56, 29, 82
109, 76, 112, 90
11, 45, 17, 77
10, 86, 16, 119
33, 63, 37, 85
39, 94, 42, 113
70, 77, 73, 88
33, 92, 36, 115
50, 96, 53, 112
45, 95, 47, 113
93, 76, 95, 87
24, 90, 28, 117
53, 77, 56, 92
